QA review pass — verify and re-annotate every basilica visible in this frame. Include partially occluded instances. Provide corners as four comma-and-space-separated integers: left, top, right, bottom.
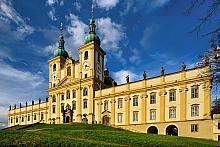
8, 1, 220, 141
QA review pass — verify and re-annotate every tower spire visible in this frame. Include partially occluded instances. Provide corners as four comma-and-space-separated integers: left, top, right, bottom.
91, 0, 95, 20
89, 0, 96, 34
58, 22, 65, 50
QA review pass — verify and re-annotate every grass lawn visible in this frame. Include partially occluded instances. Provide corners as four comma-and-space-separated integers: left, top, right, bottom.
0, 123, 219, 147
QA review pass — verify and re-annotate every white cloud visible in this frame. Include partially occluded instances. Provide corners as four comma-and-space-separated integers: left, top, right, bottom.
0, 61, 47, 126
112, 70, 141, 84
95, 0, 119, 10
0, 0, 34, 38
46, 0, 58, 6
73, 1, 82, 11
129, 48, 141, 64
140, 26, 154, 49
48, 8, 57, 21
96, 17, 126, 63
151, 0, 170, 8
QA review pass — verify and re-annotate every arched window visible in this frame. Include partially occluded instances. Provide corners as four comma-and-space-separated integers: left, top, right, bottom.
52, 95, 56, 103
83, 88, 88, 96
53, 64, 56, 72
66, 90, 70, 99
84, 51, 88, 60
67, 67, 71, 76
72, 90, 76, 98
104, 100, 108, 111
72, 100, 76, 110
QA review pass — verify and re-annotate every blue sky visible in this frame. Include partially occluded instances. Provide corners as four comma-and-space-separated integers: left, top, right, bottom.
0, 0, 216, 128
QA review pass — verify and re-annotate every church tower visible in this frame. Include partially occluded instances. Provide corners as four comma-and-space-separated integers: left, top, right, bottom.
77, 0, 106, 124
48, 23, 69, 89
78, 0, 105, 82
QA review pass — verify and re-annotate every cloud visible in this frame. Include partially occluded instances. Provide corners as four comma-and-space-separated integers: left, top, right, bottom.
140, 26, 154, 49
0, 0, 34, 38
43, 14, 126, 62
96, 17, 126, 63
48, 8, 57, 21
0, 61, 47, 125
151, 0, 171, 8
112, 70, 141, 84
95, 0, 119, 10
129, 48, 141, 64
73, 1, 81, 11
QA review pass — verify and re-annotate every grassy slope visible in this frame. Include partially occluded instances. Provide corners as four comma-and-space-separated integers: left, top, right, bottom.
0, 124, 219, 147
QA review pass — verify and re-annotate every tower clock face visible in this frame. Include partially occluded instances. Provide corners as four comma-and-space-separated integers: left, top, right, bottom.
97, 63, 101, 74
83, 61, 90, 71
52, 73, 57, 81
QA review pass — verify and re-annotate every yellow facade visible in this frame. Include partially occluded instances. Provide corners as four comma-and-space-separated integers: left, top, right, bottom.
7, 10, 220, 141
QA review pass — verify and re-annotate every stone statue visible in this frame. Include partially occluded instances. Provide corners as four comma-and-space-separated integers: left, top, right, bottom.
143, 71, 147, 79
182, 62, 186, 71
161, 67, 165, 75
126, 75, 129, 83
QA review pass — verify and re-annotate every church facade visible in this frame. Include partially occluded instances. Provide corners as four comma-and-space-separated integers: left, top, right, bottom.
7, 3, 220, 141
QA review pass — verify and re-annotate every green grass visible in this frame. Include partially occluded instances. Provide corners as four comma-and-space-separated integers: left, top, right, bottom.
0, 123, 219, 147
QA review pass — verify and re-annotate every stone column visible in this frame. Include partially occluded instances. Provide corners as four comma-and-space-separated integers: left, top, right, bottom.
111, 86, 116, 125
49, 95, 52, 124
180, 68, 187, 121
88, 85, 94, 124
98, 100, 102, 124
76, 88, 82, 122
141, 80, 147, 124
160, 75, 165, 122
203, 81, 211, 119
125, 83, 130, 125
56, 93, 61, 124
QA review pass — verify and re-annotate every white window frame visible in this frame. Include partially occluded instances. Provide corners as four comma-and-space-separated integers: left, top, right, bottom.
191, 86, 199, 98
117, 113, 123, 123
169, 90, 176, 101
150, 93, 156, 104
191, 124, 199, 132
133, 97, 138, 106
104, 100, 108, 111
150, 110, 156, 120
169, 107, 176, 118
133, 111, 138, 122
191, 105, 199, 116
118, 98, 123, 109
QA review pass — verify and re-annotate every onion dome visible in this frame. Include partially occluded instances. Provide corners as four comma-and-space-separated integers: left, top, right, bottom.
84, 0, 101, 46
54, 23, 69, 59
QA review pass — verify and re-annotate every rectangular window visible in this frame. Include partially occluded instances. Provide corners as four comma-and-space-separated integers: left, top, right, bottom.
61, 95, 64, 101
16, 117, 18, 123
191, 124, 199, 132
218, 135, 220, 142
21, 116, 24, 122
117, 113, 123, 123
169, 90, 176, 101
150, 110, 156, 120
85, 74, 87, 78
41, 112, 44, 120
28, 115, 30, 121
52, 105, 56, 113
118, 98, 123, 109
72, 90, 76, 98
218, 122, 220, 130
83, 99, 88, 109
11, 118, 13, 123
150, 93, 156, 104
61, 104, 64, 113
169, 107, 176, 118
72, 101, 76, 110
133, 97, 138, 106
34, 113, 37, 120
133, 111, 138, 122
191, 105, 199, 116
191, 86, 199, 98
104, 101, 108, 111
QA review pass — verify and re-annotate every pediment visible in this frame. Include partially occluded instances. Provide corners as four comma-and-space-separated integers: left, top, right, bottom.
57, 77, 72, 87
